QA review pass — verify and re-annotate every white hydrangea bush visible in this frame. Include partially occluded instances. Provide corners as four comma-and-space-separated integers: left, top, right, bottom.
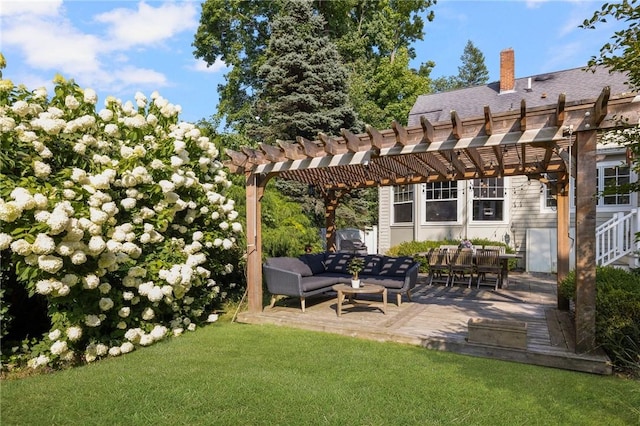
0, 75, 244, 369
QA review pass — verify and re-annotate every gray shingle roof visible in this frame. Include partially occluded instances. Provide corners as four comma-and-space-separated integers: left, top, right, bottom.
408, 66, 632, 126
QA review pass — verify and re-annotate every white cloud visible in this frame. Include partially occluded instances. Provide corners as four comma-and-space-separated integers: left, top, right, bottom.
1, 1, 198, 99
95, 1, 198, 49
113, 66, 168, 87
525, 0, 548, 9
2, 14, 102, 74
0, 0, 63, 17
191, 58, 228, 74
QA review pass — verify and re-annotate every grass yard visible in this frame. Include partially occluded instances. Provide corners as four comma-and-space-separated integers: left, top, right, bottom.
1, 322, 639, 425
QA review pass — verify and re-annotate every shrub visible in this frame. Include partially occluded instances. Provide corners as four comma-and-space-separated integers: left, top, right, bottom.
559, 266, 640, 376
387, 239, 513, 273
0, 75, 244, 370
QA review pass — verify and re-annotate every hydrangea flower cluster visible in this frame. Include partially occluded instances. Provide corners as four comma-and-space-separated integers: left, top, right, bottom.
0, 75, 244, 369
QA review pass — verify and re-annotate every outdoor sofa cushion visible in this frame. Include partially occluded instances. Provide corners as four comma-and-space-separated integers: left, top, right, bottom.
265, 257, 313, 277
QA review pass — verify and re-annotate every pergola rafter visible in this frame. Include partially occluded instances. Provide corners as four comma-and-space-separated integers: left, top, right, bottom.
226, 88, 640, 355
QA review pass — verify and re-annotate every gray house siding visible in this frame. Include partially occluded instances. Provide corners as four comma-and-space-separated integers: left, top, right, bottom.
377, 51, 634, 269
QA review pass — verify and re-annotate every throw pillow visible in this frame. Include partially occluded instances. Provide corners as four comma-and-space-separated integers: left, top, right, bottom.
324, 252, 353, 274
299, 253, 326, 275
378, 256, 415, 277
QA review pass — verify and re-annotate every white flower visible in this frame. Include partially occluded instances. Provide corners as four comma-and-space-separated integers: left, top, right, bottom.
51, 340, 68, 355
187, 323, 196, 331
88, 236, 106, 255
232, 222, 243, 233
98, 282, 111, 294
83, 274, 100, 290
0, 200, 22, 222
95, 344, 108, 356
61, 274, 79, 287
65, 95, 80, 109
148, 286, 164, 302
66, 326, 82, 341
120, 342, 134, 354
121, 197, 136, 210
48, 329, 62, 341
0, 233, 13, 250
150, 325, 167, 340
31, 234, 55, 255
85, 314, 101, 327
219, 221, 229, 231
98, 108, 113, 121
104, 123, 119, 136
139, 334, 154, 346
34, 160, 51, 178
99, 298, 114, 311
29, 354, 50, 369
123, 291, 134, 301
118, 307, 131, 318
70, 250, 87, 265
207, 313, 219, 323
125, 328, 142, 343
84, 88, 98, 105
142, 307, 155, 321
222, 239, 233, 250
38, 255, 64, 274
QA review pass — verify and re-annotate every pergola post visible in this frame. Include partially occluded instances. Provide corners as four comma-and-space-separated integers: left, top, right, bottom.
324, 190, 340, 252
556, 174, 570, 310
574, 129, 598, 353
246, 172, 266, 313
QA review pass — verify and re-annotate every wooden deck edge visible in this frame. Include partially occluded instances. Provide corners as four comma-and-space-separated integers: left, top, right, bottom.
236, 312, 612, 375
437, 341, 612, 375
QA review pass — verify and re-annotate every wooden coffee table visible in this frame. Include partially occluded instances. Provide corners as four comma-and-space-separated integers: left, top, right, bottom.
332, 283, 387, 317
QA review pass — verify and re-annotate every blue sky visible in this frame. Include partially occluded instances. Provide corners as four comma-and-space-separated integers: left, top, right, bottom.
1, 0, 626, 125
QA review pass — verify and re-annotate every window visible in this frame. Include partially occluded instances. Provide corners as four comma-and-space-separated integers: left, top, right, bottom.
393, 185, 413, 223
600, 165, 631, 205
472, 178, 504, 221
541, 184, 557, 211
424, 181, 458, 222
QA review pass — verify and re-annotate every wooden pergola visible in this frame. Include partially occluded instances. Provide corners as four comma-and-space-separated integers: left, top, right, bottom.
226, 88, 640, 354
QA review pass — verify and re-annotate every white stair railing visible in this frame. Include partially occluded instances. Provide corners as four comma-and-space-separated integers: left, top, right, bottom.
595, 209, 639, 266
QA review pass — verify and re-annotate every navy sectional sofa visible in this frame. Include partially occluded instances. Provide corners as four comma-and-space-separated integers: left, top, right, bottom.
263, 252, 419, 312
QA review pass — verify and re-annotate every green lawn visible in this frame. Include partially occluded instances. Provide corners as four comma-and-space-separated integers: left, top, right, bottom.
1, 323, 639, 425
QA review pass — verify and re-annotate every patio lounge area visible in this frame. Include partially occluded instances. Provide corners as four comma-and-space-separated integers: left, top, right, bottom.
237, 271, 612, 375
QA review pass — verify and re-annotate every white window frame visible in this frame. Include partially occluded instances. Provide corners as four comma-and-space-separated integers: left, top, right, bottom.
540, 180, 558, 213
421, 181, 462, 225
568, 161, 636, 212
470, 177, 508, 224
392, 184, 414, 224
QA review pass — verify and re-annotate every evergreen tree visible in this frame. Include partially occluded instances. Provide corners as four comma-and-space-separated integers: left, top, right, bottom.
248, 0, 359, 142
193, 0, 435, 132
429, 40, 489, 92
457, 40, 489, 87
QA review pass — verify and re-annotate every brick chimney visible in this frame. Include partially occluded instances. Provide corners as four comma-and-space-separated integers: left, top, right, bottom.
500, 48, 515, 93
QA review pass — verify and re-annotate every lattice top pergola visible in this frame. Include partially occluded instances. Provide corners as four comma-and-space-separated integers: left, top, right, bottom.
226, 87, 640, 355
225, 88, 637, 191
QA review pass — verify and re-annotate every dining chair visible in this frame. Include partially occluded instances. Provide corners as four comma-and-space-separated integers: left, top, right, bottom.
426, 248, 450, 286
448, 248, 474, 288
475, 248, 502, 290
482, 245, 506, 254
